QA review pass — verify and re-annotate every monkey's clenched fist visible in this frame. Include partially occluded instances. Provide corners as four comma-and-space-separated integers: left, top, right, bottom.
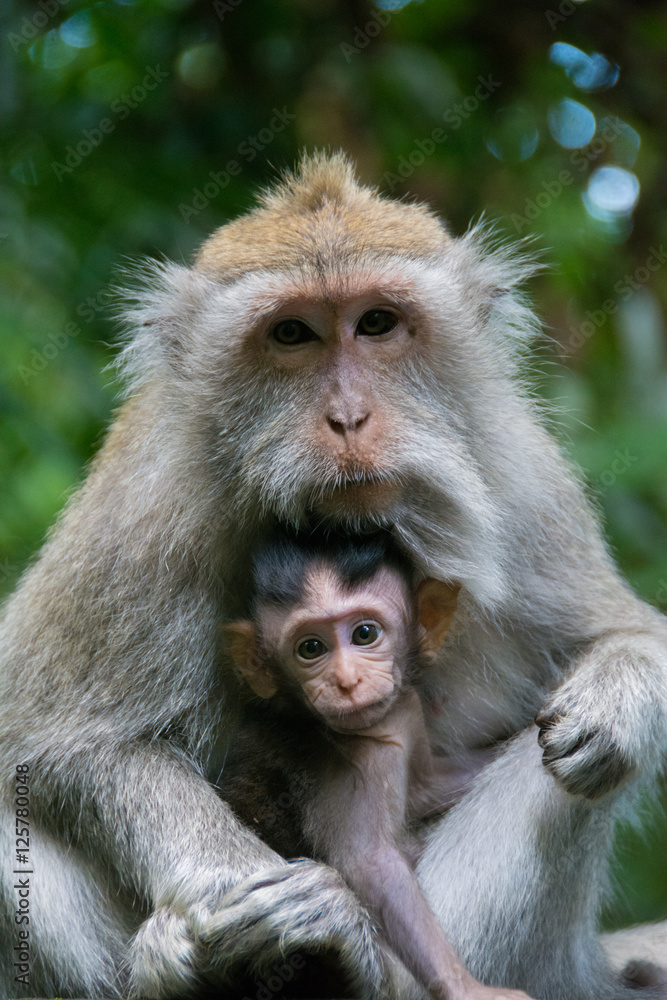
195, 861, 385, 997
536, 632, 667, 799
535, 707, 634, 800
128, 861, 385, 999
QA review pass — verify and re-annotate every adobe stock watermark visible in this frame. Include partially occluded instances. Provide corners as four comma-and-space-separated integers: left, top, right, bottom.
18, 287, 111, 384
566, 245, 667, 351
51, 66, 169, 181
213, 0, 242, 19
178, 107, 296, 223
544, 0, 582, 30
593, 449, 638, 493
340, 7, 393, 63
382, 75, 501, 191
510, 117, 626, 233
8, 0, 71, 52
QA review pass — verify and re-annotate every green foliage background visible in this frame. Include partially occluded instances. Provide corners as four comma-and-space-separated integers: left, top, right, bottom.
0, 0, 665, 932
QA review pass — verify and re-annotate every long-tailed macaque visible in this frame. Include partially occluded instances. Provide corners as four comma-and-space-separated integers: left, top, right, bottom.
0, 152, 666, 1000
220, 525, 525, 1000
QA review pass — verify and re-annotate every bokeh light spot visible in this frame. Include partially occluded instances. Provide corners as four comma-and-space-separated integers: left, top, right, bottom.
375, 0, 420, 8
33, 29, 78, 68
598, 116, 641, 167
548, 98, 596, 148
486, 108, 539, 162
177, 43, 224, 90
583, 165, 639, 222
550, 42, 619, 92
60, 10, 97, 49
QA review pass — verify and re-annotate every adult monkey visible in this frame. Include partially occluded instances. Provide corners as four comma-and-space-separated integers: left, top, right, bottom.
0, 152, 665, 1000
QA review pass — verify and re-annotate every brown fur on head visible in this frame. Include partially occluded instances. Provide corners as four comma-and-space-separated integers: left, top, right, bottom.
195, 151, 449, 279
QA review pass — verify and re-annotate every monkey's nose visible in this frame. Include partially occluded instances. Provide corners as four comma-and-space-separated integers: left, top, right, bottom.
327, 413, 370, 436
337, 675, 361, 694
334, 655, 363, 692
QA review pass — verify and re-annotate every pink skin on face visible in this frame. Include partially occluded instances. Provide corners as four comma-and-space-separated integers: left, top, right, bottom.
266, 564, 412, 731
257, 289, 417, 511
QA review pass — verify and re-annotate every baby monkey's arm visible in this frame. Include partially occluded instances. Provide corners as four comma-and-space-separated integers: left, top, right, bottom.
306, 693, 533, 1000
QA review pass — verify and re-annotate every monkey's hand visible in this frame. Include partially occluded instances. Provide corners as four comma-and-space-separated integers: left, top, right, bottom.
194, 858, 386, 999
128, 908, 200, 999
535, 633, 667, 799
535, 694, 634, 800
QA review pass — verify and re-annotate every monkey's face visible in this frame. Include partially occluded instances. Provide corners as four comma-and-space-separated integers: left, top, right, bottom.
209, 261, 474, 536
258, 283, 410, 512
131, 182, 523, 597
264, 564, 412, 732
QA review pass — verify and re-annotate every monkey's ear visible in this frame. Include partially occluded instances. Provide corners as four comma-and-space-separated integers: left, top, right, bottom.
416, 579, 461, 657
221, 622, 278, 699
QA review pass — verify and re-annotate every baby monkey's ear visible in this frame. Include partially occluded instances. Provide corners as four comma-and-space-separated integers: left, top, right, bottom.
222, 622, 278, 699
416, 579, 461, 658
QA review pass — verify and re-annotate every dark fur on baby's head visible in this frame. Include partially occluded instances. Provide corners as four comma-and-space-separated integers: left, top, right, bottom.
251, 525, 415, 613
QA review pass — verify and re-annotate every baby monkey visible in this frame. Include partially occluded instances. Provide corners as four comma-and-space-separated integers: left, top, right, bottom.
222, 528, 530, 1000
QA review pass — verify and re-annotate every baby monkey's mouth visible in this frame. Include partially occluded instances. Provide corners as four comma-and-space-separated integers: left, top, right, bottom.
323, 695, 397, 735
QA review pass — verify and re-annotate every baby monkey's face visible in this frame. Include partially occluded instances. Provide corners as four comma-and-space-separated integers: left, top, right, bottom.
268, 564, 412, 731
224, 559, 459, 736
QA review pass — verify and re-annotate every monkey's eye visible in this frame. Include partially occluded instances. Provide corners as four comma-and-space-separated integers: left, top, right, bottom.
351, 623, 380, 645
297, 638, 328, 660
271, 319, 316, 345
356, 311, 397, 336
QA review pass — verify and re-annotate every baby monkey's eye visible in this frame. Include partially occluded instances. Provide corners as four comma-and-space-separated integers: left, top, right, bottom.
351, 623, 380, 645
271, 319, 316, 345
356, 310, 397, 336
297, 638, 328, 660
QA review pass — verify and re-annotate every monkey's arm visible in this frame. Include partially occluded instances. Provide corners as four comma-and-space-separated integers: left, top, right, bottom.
32, 740, 384, 998
484, 419, 667, 800
31, 740, 279, 995
337, 840, 533, 1000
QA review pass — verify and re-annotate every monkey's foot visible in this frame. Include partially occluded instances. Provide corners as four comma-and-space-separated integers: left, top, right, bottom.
128, 908, 200, 998
194, 859, 386, 999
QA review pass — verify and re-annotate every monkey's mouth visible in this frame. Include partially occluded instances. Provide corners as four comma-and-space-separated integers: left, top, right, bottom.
336, 465, 395, 488
313, 472, 402, 520
324, 697, 396, 734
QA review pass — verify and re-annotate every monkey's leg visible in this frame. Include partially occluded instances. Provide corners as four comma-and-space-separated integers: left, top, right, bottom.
603, 922, 667, 980
415, 728, 660, 1000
